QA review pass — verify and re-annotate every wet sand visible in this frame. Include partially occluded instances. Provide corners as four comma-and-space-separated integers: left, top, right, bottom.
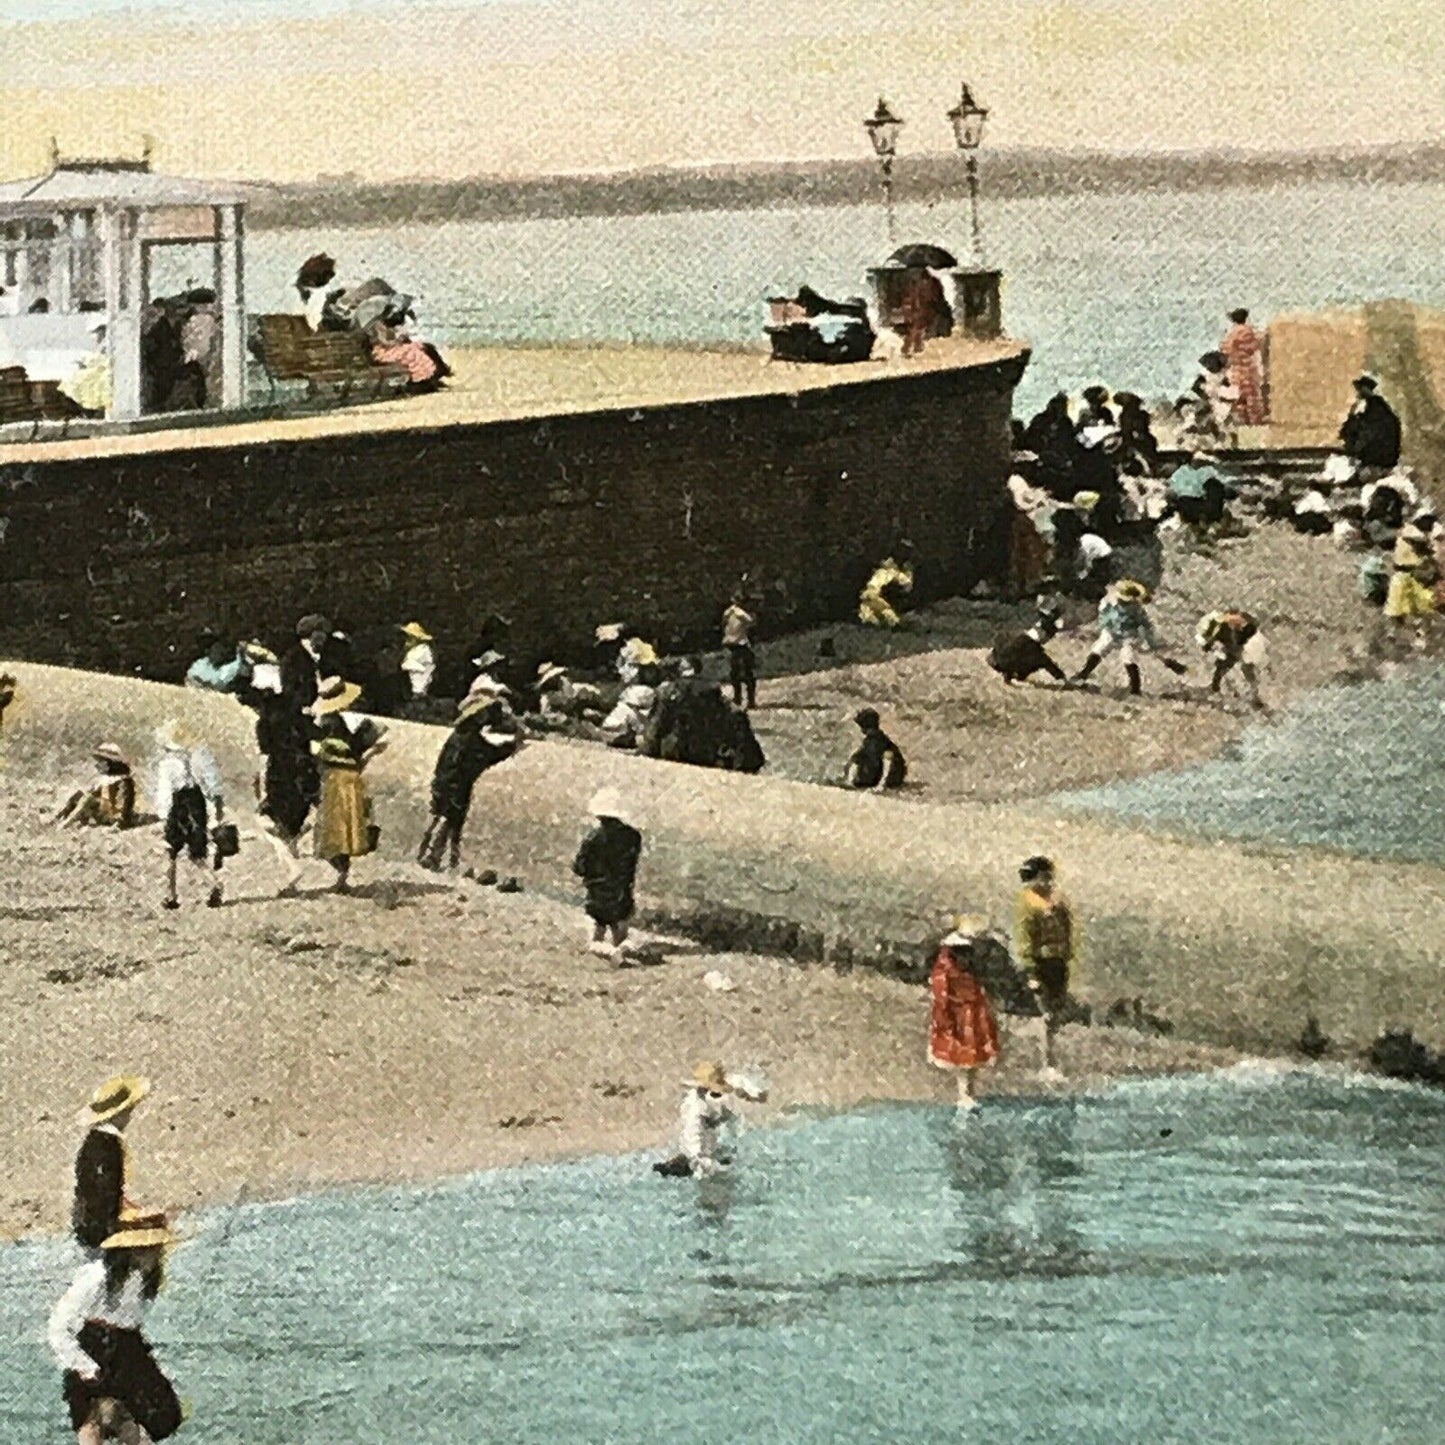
1, 523, 1434, 1240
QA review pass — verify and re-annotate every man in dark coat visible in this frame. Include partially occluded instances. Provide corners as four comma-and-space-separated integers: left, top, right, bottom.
1340, 376, 1402, 473
1023, 393, 1081, 499
279, 613, 329, 715
418, 701, 521, 871
73, 1075, 149, 1253
573, 791, 643, 960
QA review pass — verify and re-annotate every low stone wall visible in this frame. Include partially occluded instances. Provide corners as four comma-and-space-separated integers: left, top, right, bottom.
0, 348, 1026, 677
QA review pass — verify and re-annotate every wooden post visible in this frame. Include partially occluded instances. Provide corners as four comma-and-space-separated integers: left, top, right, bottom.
217, 202, 246, 410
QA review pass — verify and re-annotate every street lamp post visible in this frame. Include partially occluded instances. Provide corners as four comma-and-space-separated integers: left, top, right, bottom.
864, 97, 904, 245
947, 82, 989, 261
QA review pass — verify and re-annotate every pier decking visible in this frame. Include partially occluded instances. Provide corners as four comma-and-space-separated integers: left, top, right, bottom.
0, 336, 1027, 465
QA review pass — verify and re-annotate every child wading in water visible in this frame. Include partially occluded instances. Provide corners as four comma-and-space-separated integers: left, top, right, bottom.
572, 788, 642, 961
418, 698, 521, 871
49, 1213, 184, 1445
654, 1061, 769, 1176
151, 721, 226, 910
929, 915, 1002, 1109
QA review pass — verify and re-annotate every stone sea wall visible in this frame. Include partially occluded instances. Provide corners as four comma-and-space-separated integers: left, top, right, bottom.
0, 350, 1027, 676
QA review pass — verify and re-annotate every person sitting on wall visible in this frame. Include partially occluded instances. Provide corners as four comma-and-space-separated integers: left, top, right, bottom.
844, 707, 907, 791
1340, 375, 1403, 479
185, 632, 254, 694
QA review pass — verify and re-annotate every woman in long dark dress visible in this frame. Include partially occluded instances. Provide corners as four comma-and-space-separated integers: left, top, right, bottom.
239, 666, 319, 894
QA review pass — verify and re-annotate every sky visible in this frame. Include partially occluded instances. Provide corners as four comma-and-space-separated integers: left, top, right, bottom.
1, 0, 1443, 183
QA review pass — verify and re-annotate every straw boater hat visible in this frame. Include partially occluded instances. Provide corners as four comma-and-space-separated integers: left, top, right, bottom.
400, 621, 433, 643
80, 1074, 150, 1126
313, 678, 363, 716
1114, 579, 1150, 603
688, 1061, 732, 1094
92, 742, 129, 767
942, 913, 991, 946
471, 649, 506, 671
594, 623, 626, 644
588, 787, 632, 824
536, 661, 567, 687
240, 640, 277, 664
154, 720, 194, 752
1072, 490, 1101, 511
101, 1214, 179, 1252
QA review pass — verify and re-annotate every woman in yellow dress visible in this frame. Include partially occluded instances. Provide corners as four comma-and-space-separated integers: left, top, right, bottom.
310, 679, 388, 892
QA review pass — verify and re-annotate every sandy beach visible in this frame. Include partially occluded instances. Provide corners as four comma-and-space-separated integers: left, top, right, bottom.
2, 521, 1437, 1242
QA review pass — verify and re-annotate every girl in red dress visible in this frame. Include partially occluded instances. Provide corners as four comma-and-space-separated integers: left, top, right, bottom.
929, 915, 1001, 1109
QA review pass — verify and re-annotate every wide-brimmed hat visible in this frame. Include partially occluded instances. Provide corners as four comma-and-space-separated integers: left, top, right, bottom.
240, 640, 278, 664
1114, 579, 1150, 603
81, 1074, 150, 1125
313, 678, 363, 716
101, 1216, 179, 1252
471, 649, 506, 670
295, 613, 331, 638
458, 680, 511, 718
1072, 490, 1101, 511
588, 787, 632, 823
399, 621, 434, 643
154, 720, 194, 752
92, 742, 129, 767
688, 1060, 732, 1094
594, 623, 626, 643
536, 661, 567, 686
1353, 374, 1378, 391
942, 913, 991, 946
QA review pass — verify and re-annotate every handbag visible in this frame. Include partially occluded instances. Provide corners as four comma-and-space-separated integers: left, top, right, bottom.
365, 823, 382, 853
210, 822, 240, 859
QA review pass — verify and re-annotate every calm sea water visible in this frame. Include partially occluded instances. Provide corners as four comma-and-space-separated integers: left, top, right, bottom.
3, 1071, 1442, 1444
146, 179, 1445, 415
1055, 665, 1445, 864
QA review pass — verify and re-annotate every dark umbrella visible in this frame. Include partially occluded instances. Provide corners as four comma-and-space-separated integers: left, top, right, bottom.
888, 243, 958, 269
296, 253, 337, 291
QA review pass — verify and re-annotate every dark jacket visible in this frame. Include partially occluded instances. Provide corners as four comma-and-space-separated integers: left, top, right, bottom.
573, 817, 643, 925
848, 728, 907, 789
278, 641, 321, 715
73, 1126, 125, 1250
1341, 395, 1402, 470
430, 726, 516, 822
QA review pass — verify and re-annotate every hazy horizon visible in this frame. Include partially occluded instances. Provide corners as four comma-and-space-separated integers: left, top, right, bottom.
3, 0, 1443, 185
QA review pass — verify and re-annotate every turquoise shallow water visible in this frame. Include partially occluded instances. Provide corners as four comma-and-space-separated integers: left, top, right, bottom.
3, 1071, 1442, 1443
1055, 665, 1445, 865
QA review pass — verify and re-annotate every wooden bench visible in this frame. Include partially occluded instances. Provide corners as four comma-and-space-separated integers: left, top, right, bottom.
253, 314, 411, 402
0, 366, 39, 427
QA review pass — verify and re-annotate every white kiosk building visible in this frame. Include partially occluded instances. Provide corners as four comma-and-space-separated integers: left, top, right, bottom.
0, 148, 247, 422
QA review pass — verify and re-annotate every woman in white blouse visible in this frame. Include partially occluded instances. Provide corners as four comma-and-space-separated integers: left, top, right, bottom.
49, 1215, 183, 1444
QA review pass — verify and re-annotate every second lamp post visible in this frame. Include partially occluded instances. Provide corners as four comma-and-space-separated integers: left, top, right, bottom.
864, 97, 904, 245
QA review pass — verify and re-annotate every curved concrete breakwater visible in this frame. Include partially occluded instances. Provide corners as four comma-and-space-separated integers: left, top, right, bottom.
7, 661, 1442, 1058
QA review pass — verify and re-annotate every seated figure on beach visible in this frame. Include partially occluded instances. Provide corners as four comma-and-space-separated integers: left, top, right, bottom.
52, 744, 138, 830
601, 663, 660, 749
845, 708, 907, 790
653, 1062, 768, 1177
184, 633, 255, 694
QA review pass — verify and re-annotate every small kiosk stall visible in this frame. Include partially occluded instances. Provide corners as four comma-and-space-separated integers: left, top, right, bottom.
0, 148, 247, 425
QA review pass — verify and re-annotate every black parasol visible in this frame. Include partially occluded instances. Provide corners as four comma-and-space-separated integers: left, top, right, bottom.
888, 243, 958, 269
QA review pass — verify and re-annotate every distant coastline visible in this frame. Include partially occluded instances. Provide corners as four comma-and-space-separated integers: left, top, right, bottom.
246, 144, 1445, 230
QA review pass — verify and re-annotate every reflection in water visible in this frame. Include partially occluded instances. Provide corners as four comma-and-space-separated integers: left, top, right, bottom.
940, 1105, 1092, 1280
